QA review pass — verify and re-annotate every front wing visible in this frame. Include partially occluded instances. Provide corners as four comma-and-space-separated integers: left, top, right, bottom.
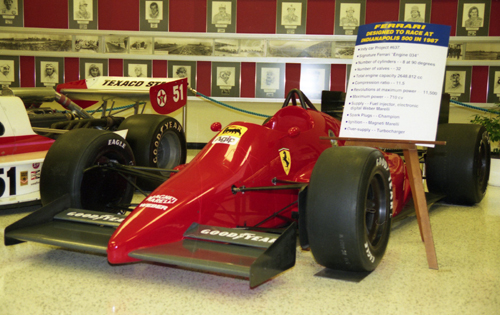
4, 196, 296, 288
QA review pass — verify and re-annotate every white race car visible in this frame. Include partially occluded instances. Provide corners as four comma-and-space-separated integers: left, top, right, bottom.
0, 76, 188, 209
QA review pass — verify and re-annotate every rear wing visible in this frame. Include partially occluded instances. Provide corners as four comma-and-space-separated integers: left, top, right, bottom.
56, 76, 188, 114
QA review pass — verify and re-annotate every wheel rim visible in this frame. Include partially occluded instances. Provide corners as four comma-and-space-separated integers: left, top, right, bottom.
475, 139, 490, 194
157, 130, 182, 169
365, 172, 388, 247
81, 148, 133, 212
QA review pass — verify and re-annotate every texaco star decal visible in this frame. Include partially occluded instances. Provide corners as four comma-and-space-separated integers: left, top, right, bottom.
157, 89, 167, 107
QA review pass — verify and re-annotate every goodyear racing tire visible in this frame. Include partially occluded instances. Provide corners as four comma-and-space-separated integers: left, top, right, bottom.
306, 146, 392, 272
118, 114, 186, 191
426, 124, 490, 205
40, 129, 136, 212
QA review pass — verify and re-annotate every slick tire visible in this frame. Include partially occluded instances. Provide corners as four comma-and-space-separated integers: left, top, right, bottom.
426, 124, 490, 205
306, 146, 393, 272
118, 114, 186, 191
40, 129, 136, 212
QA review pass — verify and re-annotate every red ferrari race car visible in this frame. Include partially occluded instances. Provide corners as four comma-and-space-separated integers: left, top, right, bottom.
5, 89, 490, 288
0, 77, 188, 208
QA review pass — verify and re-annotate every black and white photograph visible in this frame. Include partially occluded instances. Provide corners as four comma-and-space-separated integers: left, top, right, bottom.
126, 63, 149, 78
456, 0, 490, 36
140, 0, 168, 31
332, 41, 355, 59
334, 0, 366, 35
79, 58, 108, 79
399, 0, 431, 23
268, 40, 331, 58
0, 33, 71, 52
211, 62, 240, 97
214, 39, 239, 56
300, 64, 331, 100
239, 39, 266, 57
35, 57, 63, 88
0, 58, 15, 86
1, 0, 23, 27
168, 60, 196, 95
74, 35, 100, 53
276, 0, 306, 34
464, 42, 500, 60
487, 66, 500, 102
404, 3, 425, 22
447, 43, 465, 60
256, 63, 285, 98
104, 36, 128, 53
69, 0, 97, 30
124, 60, 152, 78
129, 36, 153, 54
207, 0, 236, 33
443, 66, 472, 102
154, 37, 213, 55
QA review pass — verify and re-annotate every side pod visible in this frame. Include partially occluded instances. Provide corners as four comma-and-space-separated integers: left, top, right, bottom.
129, 223, 297, 288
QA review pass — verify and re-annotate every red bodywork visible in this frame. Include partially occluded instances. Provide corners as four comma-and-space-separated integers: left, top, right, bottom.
107, 105, 412, 264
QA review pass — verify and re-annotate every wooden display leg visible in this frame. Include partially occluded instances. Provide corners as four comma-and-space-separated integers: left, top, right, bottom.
328, 138, 442, 270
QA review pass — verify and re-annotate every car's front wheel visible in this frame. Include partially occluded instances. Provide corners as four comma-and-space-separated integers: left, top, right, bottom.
306, 146, 393, 272
40, 129, 136, 212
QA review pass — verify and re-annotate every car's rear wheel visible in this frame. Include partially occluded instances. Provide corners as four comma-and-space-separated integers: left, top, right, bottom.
426, 124, 490, 205
306, 146, 393, 272
118, 114, 186, 191
40, 129, 136, 212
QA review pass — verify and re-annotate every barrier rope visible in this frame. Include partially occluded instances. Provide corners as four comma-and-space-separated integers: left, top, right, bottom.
450, 99, 500, 114
188, 87, 271, 118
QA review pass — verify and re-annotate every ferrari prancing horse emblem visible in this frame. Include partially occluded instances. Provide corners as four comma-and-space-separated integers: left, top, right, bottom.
279, 148, 291, 175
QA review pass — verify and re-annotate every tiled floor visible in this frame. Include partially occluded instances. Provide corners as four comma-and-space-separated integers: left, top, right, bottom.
1, 155, 499, 314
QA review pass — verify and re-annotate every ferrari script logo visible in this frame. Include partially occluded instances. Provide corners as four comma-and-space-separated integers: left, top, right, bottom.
157, 89, 167, 107
279, 148, 291, 175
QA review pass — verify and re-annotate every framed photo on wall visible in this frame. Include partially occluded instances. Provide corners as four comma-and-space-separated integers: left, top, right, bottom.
36, 57, 63, 88
207, 0, 236, 33
79, 58, 108, 80
129, 36, 153, 54
300, 64, 331, 100
456, 0, 491, 36
0, 55, 19, 87
487, 66, 500, 103
399, 0, 431, 23
168, 60, 196, 95
124, 60, 152, 78
256, 63, 285, 98
334, 0, 365, 35
74, 35, 101, 53
211, 62, 240, 97
69, 0, 98, 30
140, 0, 168, 31
443, 66, 472, 102
447, 43, 465, 60
276, 0, 307, 34
0, 0, 23, 27
104, 36, 128, 53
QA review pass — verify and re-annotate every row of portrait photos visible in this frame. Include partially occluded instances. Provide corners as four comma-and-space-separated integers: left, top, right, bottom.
1, 56, 500, 102
0, 0, 494, 36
